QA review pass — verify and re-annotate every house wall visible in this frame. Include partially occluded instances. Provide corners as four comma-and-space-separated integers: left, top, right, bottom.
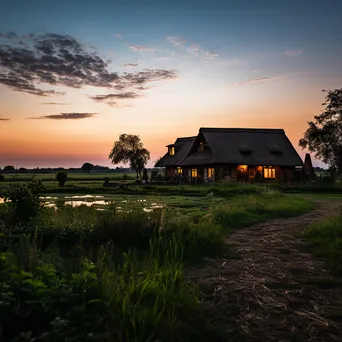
166, 165, 301, 182
166, 167, 176, 177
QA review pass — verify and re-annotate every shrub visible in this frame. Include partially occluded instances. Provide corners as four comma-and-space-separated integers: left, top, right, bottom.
0, 180, 43, 222
122, 173, 129, 180
56, 170, 68, 187
0, 174, 4, 182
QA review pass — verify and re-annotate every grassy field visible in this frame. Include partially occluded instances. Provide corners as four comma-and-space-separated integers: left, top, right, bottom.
303, 209, 342, 275
0, 180, 315, 341
0, 171, 138, 182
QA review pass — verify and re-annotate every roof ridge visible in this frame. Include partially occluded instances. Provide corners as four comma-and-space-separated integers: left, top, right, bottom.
199, 127, 285, 134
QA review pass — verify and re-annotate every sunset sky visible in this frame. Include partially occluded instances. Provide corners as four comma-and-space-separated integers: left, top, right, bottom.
1, 0, 341, 168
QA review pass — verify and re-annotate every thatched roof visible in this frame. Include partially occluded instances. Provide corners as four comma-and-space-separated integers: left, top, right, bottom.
155, 128, 303, 167
155, 136, 196, 167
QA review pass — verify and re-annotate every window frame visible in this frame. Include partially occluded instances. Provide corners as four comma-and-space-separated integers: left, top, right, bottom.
169, 146, 175, 155
208, 167, 215, 178
263, 167, 276, 179
191, 168, 198, 177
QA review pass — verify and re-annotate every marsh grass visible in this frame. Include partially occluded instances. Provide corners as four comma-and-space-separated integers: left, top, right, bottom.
0, 183, 314, 341
303, 208, 342, 274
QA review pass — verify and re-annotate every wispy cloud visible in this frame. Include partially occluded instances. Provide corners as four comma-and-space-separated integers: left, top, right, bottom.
129, 45, 156, 53
115, 33, 123, 39
238, 76, 283, 86
40, 102, 69, 105
166, 36, 219, 60
29, 113, 97, 120
0, 116, 10, 121
123, 63, 139, 68
202, 51, 219, 60
167, 36, 187, 48
285, 49, 303, 57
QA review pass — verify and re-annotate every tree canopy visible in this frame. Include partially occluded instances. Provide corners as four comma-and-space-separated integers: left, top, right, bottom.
3, 165, 15, 173
81, 162, 94, 173
299, 88, 342, 173
108, 134, 150, 178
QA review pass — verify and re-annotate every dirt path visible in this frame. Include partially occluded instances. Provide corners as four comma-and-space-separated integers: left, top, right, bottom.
187, 201, 342, 342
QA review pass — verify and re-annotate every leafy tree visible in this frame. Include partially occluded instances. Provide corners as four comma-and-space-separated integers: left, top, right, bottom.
81, 162, 94, 173
108, 134, 150, 179
56, 170, 68, 187
3, 165, 15, 173
299, 88, 342, 174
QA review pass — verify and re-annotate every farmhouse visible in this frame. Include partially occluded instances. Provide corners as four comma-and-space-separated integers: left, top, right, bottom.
155, 127, 304, 182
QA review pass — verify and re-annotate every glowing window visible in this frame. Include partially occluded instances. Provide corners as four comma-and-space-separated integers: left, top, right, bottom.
208, 168, 215, 178
177, 167, 182, 174
264, 167, 276, 179
191, 168, 198, 177
169, 147, 175, 155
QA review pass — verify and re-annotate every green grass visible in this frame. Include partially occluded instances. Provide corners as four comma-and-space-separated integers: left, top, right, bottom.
303, 210, 342, 275
0, 181, 315, 341
0, 171, 137, 182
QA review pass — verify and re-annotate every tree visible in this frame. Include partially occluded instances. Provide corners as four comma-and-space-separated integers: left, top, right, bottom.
3, 165, 15, 173
299, 88, 342, 174
108, 134, 150, 179
81, 162, 94, 173
142, 168, 149, 183
56, 170, 68, 187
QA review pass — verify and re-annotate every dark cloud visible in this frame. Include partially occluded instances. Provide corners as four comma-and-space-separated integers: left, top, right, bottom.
89, 92, 140, 102
0, 116, 9, 121
40, 102, 69, 105
29, 112, 97, 120
106, 101, 117, 107
123, 63, 139, 67
0, 32, 176, 97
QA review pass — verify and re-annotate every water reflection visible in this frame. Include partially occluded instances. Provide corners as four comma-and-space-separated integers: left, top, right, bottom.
0, 195, 164, 213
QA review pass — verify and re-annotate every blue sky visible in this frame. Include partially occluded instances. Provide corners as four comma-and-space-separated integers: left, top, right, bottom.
0, 0, 341, 167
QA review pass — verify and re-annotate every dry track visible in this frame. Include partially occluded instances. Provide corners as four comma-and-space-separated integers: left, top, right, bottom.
187, 201, 342, 342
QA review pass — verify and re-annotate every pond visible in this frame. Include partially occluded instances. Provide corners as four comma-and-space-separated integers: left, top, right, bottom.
0, 194, 164, 212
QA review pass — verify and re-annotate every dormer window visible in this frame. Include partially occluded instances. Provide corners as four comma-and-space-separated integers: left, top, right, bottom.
198, 142, 204, 152
169, 146, 175, 155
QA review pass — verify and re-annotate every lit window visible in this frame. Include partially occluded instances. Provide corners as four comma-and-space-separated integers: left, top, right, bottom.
198, 142, 204, 152
208, 168, 215, 178
169, 147, 175, 155
191, 168, 198, 177
264, 167, 276, 178
177, 167, 182, 175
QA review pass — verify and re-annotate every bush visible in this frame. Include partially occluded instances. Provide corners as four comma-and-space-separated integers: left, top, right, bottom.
0, 180, 43, 223
122, 173, 129, 180
56, 170, 68, 187
0, 174, 4, 182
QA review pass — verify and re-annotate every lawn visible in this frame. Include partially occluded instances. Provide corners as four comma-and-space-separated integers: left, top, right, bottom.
0, 180, 316, 341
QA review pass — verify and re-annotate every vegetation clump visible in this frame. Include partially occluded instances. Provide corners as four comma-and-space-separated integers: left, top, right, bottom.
56, 170, 68, 187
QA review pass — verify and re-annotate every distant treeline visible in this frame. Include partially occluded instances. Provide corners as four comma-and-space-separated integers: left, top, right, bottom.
0, 165, 163, 174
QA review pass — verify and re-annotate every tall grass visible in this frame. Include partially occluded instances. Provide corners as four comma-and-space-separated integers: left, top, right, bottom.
0, 183, 314, 341
303, 209, 342, 275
